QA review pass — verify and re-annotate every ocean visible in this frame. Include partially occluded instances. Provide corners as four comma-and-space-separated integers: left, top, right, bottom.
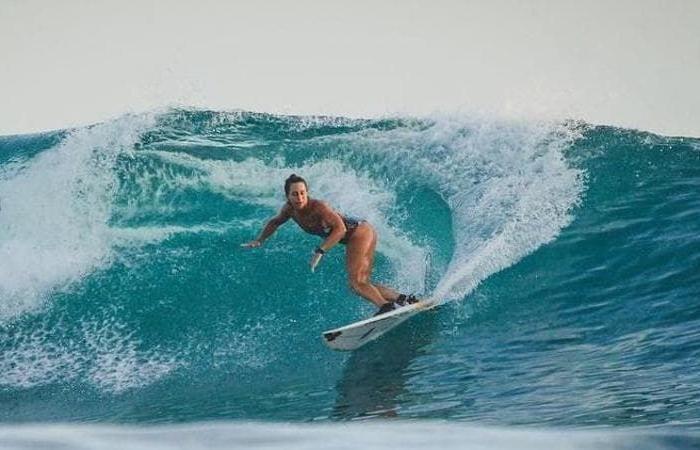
1, 108, 699, 449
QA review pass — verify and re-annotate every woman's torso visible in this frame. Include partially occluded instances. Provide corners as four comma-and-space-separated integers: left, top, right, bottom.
290, 200, 363, 243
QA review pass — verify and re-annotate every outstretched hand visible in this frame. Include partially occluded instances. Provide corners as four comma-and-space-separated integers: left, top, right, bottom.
241, 240, 262, 248
310, 251, 324, 272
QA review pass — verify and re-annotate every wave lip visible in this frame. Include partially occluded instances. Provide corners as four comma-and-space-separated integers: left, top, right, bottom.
0, 114, 159, 319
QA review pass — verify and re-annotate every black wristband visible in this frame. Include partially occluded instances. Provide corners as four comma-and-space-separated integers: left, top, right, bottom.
315, 247, 326, 255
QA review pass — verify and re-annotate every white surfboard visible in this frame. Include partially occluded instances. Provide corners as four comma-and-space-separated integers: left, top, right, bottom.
322, 298, 439, 351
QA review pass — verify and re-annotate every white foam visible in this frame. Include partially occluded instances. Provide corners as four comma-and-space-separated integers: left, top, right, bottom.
0, 114, 155, 319
0, 321, 83, 388
432, 119, 585, 302
333, 113, 585, 302
0, 421, 688, 450
0, 113, 225, 321
81, 318, 179, 393
0, 315, 179, 393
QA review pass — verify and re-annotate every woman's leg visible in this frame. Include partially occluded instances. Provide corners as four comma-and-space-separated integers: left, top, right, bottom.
345, 224, 391, 307
362, 231, 402, 301
375, 284, 401, 301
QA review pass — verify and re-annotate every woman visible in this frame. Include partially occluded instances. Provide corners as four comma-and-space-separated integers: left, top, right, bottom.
242, 174, 417, 315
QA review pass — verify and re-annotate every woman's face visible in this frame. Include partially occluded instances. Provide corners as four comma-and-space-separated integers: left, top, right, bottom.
287, 182, 309, 210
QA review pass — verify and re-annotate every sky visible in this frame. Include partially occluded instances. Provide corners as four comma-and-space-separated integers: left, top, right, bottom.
1, 0, 699, 137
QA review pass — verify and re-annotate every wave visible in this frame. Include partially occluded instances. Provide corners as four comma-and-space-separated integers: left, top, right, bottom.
1, 108, 699, 428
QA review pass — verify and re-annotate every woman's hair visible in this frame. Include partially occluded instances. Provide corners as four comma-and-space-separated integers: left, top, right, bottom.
284, 174, 308, 196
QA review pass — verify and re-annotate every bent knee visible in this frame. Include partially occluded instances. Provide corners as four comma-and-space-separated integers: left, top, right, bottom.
348, 278, 369, 293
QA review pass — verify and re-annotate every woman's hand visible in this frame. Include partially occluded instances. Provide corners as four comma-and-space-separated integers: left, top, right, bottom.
310, 248, 324, 272
241, 240, 262, 248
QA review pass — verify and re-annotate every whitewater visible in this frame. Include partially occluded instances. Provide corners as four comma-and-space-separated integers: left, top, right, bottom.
1, 108, 699, 449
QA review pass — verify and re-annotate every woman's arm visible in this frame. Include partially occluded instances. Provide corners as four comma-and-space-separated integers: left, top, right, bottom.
241, 204, 292, 248
309, 202, 346, 272
315, 202, 347, 252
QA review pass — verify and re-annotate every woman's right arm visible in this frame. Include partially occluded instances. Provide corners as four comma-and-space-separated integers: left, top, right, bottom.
241, 205, 292, 248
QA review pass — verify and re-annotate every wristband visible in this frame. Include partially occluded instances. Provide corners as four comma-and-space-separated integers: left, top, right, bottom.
315, 247, 326, 255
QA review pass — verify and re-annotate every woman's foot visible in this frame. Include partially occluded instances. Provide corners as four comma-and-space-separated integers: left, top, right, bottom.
374, 302, 397, 316
374, 294, 421, 316
395, 294, 420, 306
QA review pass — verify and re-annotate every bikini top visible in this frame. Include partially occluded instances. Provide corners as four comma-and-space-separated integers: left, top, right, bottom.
301, 215, 364, 244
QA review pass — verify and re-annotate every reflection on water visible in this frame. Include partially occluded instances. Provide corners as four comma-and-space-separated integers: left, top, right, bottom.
332, 313, 438, 419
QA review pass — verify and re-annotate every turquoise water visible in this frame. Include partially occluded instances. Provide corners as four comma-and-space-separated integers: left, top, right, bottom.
1, 109, 699, 447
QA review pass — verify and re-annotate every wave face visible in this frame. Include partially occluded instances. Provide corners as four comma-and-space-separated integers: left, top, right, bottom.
0, 109, 699, 430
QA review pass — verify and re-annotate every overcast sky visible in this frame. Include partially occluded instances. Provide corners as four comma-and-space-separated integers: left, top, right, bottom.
1, 0, 699, 136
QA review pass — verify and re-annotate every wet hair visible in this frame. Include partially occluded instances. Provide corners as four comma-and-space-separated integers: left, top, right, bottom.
284, 174, 308, 196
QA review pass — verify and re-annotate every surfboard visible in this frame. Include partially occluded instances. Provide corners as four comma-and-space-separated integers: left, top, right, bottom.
322, 298, 438, 351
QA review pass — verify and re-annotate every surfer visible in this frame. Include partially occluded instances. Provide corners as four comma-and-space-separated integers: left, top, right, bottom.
242, 174, 418, 315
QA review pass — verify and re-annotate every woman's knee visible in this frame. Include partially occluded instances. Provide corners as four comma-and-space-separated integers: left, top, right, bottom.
348, 277, 368, 294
